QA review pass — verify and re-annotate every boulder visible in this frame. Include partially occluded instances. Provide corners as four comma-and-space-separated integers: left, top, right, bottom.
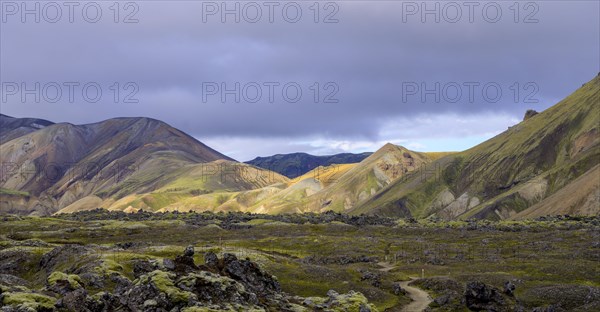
163, 258, 175, 271
47, 271, 83, 295
183, 245, 195, 257
392, 282, 406, 295
133, 259, 160, 279
221, 253, 281, 296
504, 281, 516, 296
173, 247, 198, 275
434, 294, 451, 306
464, 281, 505, 311
55, 288, 88, 311
204, 251, 219, 270
523, 109, 539, 121
359, 270, 381, 288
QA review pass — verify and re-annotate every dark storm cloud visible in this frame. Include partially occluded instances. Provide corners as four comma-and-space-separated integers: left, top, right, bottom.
1, 1, 598, 154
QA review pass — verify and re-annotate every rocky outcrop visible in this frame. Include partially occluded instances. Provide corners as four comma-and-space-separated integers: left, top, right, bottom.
359, 270, 381, 288
464, 281, 508, 311
39, 245, 91, 273
523, 109, 539, 121
1, 245, 377, 311
302, 254, 376, 265
302, 289, 376, 311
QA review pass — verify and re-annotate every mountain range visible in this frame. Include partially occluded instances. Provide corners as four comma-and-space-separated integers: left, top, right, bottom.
245, 152, 372, 178
1, 74, 598, 219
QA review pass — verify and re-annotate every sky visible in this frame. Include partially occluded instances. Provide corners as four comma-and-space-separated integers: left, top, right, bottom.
1, 0, 599, 161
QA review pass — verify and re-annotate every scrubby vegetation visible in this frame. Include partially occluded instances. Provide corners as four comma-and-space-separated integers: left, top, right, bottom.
1, 211, 599, 311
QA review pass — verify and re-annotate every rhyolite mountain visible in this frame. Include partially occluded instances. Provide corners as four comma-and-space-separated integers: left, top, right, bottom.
260, 144, 436, 214
100, 143, 443, 215
246, 152, 372, 178
0, 116, 287, 215
352, 74, 600, 220
0, 114, 54, 144
2, 74, 599, 219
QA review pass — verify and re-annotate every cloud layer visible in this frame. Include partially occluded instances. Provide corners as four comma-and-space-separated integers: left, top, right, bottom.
1, 1, 598, 160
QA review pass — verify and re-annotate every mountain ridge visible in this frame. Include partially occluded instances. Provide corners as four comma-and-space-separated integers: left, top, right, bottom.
351, 74, 600, 220
2, 74, 599, 218
246, 151, 373, 178
0, 116, 238, 215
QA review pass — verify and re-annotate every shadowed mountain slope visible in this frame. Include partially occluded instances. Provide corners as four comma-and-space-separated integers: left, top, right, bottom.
246, 152, 372, 178
353, 74, 600, 220
0, 114, 54, 143
0, 117, 249, 215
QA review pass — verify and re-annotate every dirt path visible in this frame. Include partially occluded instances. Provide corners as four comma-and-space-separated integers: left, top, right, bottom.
377, 261, 395, 272
397, 279, 433, 312
376, 263, 432, 312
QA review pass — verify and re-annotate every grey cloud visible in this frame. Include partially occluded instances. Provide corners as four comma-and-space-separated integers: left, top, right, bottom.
1, 1, 598, 153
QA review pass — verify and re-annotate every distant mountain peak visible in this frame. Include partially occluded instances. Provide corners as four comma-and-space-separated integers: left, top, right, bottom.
372, 143, 406, 156
0, 114, 55, 143
246, 152, 373, 178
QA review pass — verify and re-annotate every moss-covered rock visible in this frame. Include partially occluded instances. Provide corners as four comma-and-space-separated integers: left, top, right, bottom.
176, 271, 257, 306
304, 290, 378, 312
46, 271, 84, 296
0, 291, 56, 311
47, 271, 82, 288
136, 270, 195, 303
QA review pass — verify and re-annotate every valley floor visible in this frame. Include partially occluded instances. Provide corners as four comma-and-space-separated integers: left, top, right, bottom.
0, 211, 599, 311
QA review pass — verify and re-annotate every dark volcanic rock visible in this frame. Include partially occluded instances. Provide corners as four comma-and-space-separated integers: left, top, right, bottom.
122, 275, 174, 311
173, 247, 198, 275
434, 294, 451, 306
176, 271, 258, 306
0, 274, 28, 287
465, 281, 506, 311
163, 258, 175, 271
109, 273, 132, 296
524, 109, 539, 121
0, 250, 31, 275
359, 270, 381, 288
183, 245, 195, 257
55, 288, 88, 311
78, 272, 104, 289
0, 242, 378, 312
221, 253, 281, 296
39, 245, 90, 273
302, 254, 377, 265
48, 278, 79, 296
504, 281, 516, 296
133, 259, 160, 279
204, 251, 219, 270
392, 282, 406, 295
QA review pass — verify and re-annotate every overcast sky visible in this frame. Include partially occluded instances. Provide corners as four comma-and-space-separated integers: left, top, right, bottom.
1, 1, 598, 161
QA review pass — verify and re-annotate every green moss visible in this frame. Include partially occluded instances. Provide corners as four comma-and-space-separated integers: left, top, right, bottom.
178, 271, 245, 295
138, 270, 194, 303
1, 292, 56, 310
48, 271, 82, 288
100, 220, 149, 230
328, 291, 379, 312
